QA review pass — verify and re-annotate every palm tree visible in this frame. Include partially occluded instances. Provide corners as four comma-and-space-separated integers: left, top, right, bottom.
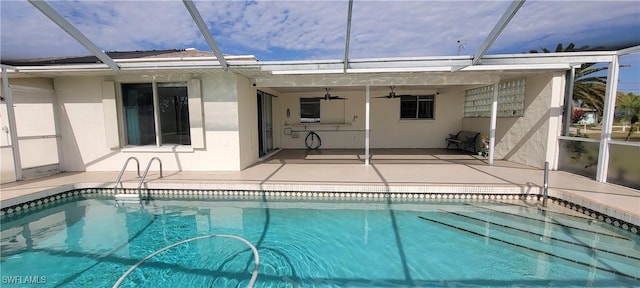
528, 42, 590, 53
572, 63, 608, 114
616, 92, 640, 141
530, 43, 608, 120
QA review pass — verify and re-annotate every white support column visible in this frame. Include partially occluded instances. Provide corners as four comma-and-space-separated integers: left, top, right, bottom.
562, 68, 576, 136
596, 57, 620, 182
2, 67, 23, 180
50, 88, 64, 171
488, 83, 499, 165
365, 85, 370, 165
152, 82, 162, 147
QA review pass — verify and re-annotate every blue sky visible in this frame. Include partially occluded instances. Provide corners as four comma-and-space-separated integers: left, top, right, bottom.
1, 0, 639, 92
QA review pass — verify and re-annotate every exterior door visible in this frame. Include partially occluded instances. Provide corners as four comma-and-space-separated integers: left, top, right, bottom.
257, 91, 274, 157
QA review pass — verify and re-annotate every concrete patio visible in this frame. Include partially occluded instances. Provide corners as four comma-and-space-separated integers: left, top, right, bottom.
1, 149, 638, 228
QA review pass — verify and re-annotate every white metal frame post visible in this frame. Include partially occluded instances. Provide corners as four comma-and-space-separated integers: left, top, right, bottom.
596, 57, 620, 182
488, 82, 499, 165
182, 0, 228, 71
365, 85, 370, 165
2, 67, 23, 180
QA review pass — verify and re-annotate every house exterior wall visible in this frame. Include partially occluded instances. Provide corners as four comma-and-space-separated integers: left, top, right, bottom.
277, 90, 363, 149
236, 76, 259, 169
200, 72, 242, 171
0, 148, 15, 183
370, 90, 464, 148
1, 70, 564, 178
0, 78, 59, 182
51, 72, 250, 172
462, 73, 565, 168
276, 89, 464, 149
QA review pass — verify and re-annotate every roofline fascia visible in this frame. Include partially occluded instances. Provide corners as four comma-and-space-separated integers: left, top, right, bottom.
350, 55, 474, 63
7, 63, 216, 73
461, 63, 571, 71
4, 51, 623, 75
481, 51, 617, 59
113, 55, 257, 63
478, 52, 617, 65
0, 64, 18, 72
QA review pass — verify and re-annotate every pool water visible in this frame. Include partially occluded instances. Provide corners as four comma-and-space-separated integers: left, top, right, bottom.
1, 195, 639, 287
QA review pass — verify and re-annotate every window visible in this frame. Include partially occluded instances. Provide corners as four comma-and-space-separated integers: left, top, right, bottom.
122, 82, 191, 146
400, 95, 434, 119
300, 98, 320, 123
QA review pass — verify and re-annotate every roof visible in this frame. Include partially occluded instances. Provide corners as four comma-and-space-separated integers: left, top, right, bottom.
1, 49, 220, 66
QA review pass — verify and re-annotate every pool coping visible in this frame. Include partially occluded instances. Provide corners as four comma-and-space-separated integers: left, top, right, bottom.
1, 181, 638, 235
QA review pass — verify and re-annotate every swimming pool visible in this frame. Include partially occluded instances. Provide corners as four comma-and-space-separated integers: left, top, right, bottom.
1, 191, 639, 287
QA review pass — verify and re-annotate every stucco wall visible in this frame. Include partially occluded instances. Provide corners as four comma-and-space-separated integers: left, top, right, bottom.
0, 78, 59, 181
237, 76, 259, 170
53, 72, 246, 172
462, 73, 564, 168
276, 89, 464, 149
200, 73, 242, 171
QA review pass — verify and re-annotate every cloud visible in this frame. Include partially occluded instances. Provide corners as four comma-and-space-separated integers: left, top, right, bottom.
48, 1, 203, 51
1, 0, 638, 61
1, 1, 88, 59
194, 1, 350, 58
347, 1, 510, 58
492, 0, 640, 53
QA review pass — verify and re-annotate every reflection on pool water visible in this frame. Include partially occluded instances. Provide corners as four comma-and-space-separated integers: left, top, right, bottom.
1, 194, 639, 287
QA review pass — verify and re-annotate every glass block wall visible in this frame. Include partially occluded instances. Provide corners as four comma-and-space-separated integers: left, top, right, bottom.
464, 79, 526, 118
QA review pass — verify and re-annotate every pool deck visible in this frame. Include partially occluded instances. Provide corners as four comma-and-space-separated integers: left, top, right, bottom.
1, 149, 638, 227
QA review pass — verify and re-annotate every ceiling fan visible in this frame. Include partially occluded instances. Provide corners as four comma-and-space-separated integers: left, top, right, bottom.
374, 86, 410, 99
314, 88, 347, 100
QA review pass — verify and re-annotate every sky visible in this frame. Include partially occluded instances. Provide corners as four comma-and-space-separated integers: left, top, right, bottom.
1, 0, 639, 92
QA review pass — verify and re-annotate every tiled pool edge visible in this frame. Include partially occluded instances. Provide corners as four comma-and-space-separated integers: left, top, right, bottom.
1, 182, 638, 235
1, 181, 539, 209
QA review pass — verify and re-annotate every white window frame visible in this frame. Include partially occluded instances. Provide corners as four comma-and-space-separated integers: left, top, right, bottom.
300, 97, 321, 123
107, 79, 204, 151
400, 95, 435, 120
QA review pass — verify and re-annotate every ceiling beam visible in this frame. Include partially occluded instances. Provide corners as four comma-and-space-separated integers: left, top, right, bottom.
28, 0, 120, 71
472, 0, 525, 65
343, 0, 354, 73
182, 0, 228, 71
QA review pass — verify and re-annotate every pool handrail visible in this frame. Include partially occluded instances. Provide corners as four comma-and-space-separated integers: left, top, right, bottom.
113, 156, 140, 195
137, 157, 163, 201
112, 234, 260, 288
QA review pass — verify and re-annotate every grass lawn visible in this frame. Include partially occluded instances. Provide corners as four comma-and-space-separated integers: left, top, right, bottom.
571, 125, 640, 141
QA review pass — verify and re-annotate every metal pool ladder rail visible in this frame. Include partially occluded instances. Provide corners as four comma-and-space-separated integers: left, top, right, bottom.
136, 157, 163, 203
114, 157, 162, 206
114, 157, 140, 206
